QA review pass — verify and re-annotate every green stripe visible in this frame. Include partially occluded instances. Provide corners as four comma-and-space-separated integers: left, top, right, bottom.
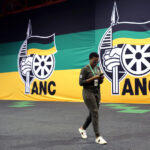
28, 42, 54, 50
104, 104, 150, 114
0, 28, 107, 73
118, 109, 150, 114
8, 101, 35, 107
0, 42, 22, 73
113, 30, 150, 40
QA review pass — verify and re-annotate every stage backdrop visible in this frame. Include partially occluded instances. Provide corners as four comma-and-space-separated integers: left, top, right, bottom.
0, 0, 150, 103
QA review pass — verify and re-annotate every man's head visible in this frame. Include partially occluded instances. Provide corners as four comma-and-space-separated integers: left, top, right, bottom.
89, 52, 99, 67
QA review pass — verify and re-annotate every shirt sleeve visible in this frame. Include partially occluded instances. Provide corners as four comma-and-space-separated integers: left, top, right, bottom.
98, 67, 104, 84
79, 67, 87, 86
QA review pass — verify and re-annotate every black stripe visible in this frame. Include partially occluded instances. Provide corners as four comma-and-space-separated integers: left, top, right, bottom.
0, 0, 95, 43
113, 23, 150, 32
28, 36, 54, 44
1, 0, 150, 43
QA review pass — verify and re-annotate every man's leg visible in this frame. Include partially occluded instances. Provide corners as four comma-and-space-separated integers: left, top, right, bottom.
83, 89, 100, 137
82, 112, 91, 130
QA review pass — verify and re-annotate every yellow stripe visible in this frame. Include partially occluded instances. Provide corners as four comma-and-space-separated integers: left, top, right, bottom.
113, 38, 150, 46
0, 70, 150, 103
27, 47, 57, 56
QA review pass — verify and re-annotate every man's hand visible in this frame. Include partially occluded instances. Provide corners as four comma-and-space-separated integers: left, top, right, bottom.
21, 56, 33, 76
103, 47, 122, 72
93, 75, 101, 80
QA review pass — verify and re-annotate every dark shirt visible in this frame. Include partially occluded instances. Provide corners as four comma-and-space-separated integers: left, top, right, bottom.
79, 65, 103, 91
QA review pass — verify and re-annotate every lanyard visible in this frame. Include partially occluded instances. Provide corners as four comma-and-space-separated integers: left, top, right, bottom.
88, 64, 98, 75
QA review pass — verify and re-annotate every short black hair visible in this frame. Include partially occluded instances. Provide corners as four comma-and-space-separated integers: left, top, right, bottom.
89, 52, 99, 59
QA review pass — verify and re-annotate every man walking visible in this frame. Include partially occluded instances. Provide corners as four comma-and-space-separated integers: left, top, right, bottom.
78, 52, 107, 145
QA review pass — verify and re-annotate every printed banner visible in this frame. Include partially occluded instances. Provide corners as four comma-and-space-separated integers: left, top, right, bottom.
0, 0, 150, 103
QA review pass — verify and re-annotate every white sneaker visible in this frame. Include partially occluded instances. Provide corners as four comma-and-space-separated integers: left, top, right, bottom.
95, 136, 107, 145
78, 128, 87, 139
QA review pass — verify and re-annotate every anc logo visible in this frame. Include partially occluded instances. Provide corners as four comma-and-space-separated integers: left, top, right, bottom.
98, 2, 150, 95
18, 20, 57, 95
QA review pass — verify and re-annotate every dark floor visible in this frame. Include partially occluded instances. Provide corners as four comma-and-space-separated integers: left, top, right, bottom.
0, 100, 150, 150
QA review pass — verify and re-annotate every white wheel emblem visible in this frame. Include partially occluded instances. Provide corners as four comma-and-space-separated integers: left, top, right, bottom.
32, 54, 55, 80
121, 44, 150, 76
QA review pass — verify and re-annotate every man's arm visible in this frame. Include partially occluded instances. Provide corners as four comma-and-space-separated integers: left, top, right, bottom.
79, 67, 101, 86
98, 68, 104, 84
